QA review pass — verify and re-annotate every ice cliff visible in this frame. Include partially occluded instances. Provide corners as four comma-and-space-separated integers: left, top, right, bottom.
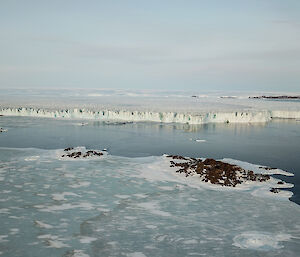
1, 107, 300, 124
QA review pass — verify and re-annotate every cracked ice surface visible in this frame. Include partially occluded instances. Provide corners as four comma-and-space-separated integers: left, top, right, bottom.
0, 147, 299, 256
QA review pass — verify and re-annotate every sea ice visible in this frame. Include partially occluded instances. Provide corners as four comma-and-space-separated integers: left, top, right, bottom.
66, 250, 90, 257
136, 202, 172, 217
51, 192, 80, 201
126, 252, 148, 257
34, 220, 54, 229
233, 232, 291, 251
78, 237, 97, 244
0, 146, 299, 256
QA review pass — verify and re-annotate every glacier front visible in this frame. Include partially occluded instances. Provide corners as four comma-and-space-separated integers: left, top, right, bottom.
1, 90, 300, 124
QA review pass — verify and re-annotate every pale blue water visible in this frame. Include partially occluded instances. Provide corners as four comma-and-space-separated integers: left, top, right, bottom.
0, 116, 300, 257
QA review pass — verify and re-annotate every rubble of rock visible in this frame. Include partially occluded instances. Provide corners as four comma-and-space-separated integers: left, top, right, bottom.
250, 95, 300, 99
270, 188, 280, 193
61, 147, 103, 159
166, 155, 270, 187
103, 121, 133, 125
259, 166, 276, 170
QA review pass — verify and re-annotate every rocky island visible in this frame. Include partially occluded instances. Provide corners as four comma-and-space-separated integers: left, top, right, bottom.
61, 147, 104, 159
166, 155, 283, 193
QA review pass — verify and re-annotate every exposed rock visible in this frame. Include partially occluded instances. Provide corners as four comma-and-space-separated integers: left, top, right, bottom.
62, 148, 103, 159
277, 181, 284, 185
270, 188, 280, 193
0, 127, 7, 133
166, 155, 270, 187
259, 166, 276, 170
166, 155, 188, 160
250, 95, 300, 99
103, 121, 133, 125
83, 150, 103, 157
64, 147, 74, 152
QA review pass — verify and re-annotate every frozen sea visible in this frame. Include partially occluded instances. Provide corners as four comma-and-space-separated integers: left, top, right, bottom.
0, 115, 300, 257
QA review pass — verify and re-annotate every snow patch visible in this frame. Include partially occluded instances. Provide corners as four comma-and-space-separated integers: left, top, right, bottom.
233, 232, 291, 251
24, 156, 40, 161
136, 201, 171, 217
79, 236, 97, 244
34, 220, 53, 229
51, 192, 80, 201
126, 252, 148, 257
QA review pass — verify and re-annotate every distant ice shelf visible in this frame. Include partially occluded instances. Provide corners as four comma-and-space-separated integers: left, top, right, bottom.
0, 107, 300, 124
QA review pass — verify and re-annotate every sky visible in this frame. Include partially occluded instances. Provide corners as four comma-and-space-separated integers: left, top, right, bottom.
0, 0, 299, 92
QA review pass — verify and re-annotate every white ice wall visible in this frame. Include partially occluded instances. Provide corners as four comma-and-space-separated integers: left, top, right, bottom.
0, 107, 284, 124
271, 110, 300, 119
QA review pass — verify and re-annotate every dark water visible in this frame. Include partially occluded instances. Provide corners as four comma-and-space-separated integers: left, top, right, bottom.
0, 116, 300, 204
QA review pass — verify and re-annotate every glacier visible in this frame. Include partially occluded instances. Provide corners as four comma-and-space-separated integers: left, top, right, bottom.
1, 107, 300, 124
1, 89, 300, 124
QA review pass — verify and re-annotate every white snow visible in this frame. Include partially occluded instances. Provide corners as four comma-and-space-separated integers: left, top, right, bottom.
195, 139, 206, 142
136, 201, 172, 217
37, 234, 69, 248
79, 236, 97, 244
131, 156, 294, 201
24, 156, 40, 161
47, 240, 69, 248
69, 181, 91, 188
222, 158, 294, 176
68, 250, 90, 257
34, 202, 94, 212
1, 91, 300, 124
233, 232, 291, 250
126, 252, 148, 257
51, 192, 80, 201
0, 235, 8, 243
9, 228, 19, 235
34, 220, 53, 229
115, 194, 131, 199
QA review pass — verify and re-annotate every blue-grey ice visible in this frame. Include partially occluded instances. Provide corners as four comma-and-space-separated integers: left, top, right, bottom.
0, 146, 299, 256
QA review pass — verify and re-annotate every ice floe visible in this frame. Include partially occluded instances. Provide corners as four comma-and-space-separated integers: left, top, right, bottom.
136, 201, 172, 217
34, 220, 54, 229
195, 139, 206, 143
34, 202, 94, 212
65, 250, 90, 257
51, 192, 80, 201
24, 156, 40, 161
37, 234, 70, 248
78, 236, 97, 244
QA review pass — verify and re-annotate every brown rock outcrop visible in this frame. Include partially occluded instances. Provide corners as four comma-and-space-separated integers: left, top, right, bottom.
62, 148, 103, 159
166, 155, 270, 187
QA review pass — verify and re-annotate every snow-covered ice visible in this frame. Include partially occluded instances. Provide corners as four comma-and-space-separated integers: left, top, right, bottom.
0, 145, 299, 256
1, 90, 300, 124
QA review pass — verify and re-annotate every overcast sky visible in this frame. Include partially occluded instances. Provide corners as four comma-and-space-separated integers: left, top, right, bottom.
0, 0, 299, 92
